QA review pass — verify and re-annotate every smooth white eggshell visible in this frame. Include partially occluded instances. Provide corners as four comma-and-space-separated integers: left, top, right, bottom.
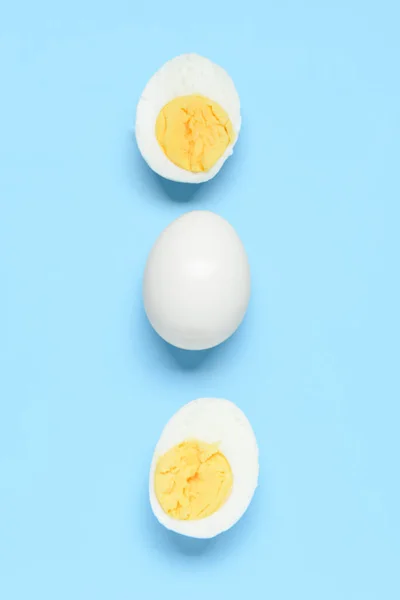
149, 398, 259, 539
136, 54, 241, 183
143, 211, 250, 351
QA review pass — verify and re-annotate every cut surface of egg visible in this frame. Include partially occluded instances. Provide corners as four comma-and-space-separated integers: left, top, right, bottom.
136, 54, 241, 183
143, 210, 251, 351
149, 398, 259, 539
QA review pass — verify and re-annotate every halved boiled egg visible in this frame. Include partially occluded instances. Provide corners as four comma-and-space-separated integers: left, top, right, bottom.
136, 54, 241, 183
149, 398, 259, 539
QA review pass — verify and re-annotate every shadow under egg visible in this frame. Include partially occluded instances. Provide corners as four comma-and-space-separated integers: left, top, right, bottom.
128, 130, 243, 207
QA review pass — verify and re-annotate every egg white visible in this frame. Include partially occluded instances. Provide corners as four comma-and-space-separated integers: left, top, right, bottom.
136, 54, 241, 183
143, 210, 251, 351
149, 398, 259, 539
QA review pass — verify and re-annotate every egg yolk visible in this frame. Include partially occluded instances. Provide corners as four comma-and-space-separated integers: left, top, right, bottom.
154, 439, 233, 520
155, 95, 235, 173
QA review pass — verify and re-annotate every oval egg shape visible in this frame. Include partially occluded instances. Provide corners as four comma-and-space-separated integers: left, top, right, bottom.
136, 54, 241, 183
143, 211, 251, 351
149, 398, 259, 539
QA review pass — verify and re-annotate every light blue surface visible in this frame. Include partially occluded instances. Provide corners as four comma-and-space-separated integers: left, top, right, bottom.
1, 1, 399, 598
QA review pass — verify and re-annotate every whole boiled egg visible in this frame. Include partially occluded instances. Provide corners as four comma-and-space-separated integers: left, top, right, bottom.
136, 54, 241, 183
143, 210, 250, 350
149, 398, 259, 539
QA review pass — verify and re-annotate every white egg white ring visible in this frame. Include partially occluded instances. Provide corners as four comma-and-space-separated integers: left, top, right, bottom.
149, 398, 259, 539
136, 54, 241, 184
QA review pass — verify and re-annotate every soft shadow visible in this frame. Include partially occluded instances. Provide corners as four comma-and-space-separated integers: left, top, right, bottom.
155, 176, 200, 203
136, 303, 250, 373
137, 310, 211, 370
142, 484, 261, 563
128, 132, 242, 206
166, 345, 211, 369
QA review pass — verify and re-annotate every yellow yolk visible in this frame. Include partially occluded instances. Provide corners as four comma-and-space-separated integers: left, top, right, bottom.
154, 439, 233, 520
155, 95, 235, 173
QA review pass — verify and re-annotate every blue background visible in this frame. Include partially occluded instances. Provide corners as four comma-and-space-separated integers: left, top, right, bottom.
1, 1, 399, 598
